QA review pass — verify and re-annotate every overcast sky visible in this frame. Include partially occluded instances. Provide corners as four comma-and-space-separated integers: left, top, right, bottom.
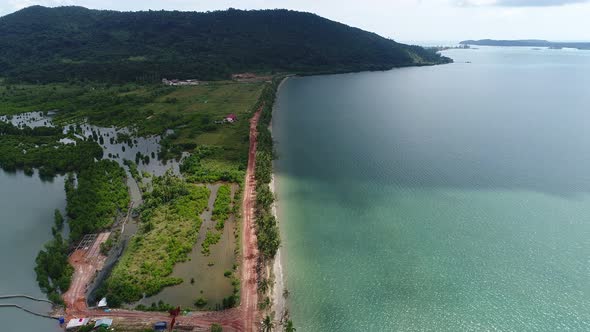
1, 0, 589, 41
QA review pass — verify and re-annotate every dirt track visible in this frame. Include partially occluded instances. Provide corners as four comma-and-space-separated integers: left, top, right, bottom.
63, 108, 263, 331
239, 107, 262, 331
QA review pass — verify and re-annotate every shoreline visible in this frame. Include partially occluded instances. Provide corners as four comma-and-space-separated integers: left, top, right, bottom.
270, 173, 286, 321
270, 76, 289, 324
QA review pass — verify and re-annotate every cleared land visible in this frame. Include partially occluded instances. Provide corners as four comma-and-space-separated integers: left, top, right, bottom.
64, 232, 110, 313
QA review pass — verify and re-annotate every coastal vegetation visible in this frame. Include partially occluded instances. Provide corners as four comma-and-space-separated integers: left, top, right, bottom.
103, 173, 210, 305
34, 233, 72, 304
254, 81, 281, 260
262, 315, 275, 332
0, 6, 450, 83
284, 320, 296, 332
35, 206, 69, 306
33, 161, 129, 301
0, 121, 102, 177
65, 160, 130, 241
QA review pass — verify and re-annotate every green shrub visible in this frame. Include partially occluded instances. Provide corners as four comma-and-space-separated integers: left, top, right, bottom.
194, 297, 208, 308
201, 231, 221, 256
212, 185, 232, 230
34, 233, 72, 303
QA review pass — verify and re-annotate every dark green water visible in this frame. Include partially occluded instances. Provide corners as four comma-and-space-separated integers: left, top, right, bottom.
0, 170, 65, 332
273, 47, 590, 331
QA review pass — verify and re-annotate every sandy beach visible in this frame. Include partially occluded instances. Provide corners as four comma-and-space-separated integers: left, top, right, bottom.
270, 173, 286, 322
269, 76, 290, 324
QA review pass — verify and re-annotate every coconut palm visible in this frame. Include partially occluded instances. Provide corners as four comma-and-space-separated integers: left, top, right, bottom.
284, 320, 296, 332
262, 315, 274, 332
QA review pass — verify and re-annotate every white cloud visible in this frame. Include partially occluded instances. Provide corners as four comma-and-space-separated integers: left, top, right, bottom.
455, 0, 589, 6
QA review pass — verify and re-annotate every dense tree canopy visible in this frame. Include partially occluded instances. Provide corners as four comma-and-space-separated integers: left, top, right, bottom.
0, 6, 450, 82
65, 160, 130, 241
0, 121, 103, 176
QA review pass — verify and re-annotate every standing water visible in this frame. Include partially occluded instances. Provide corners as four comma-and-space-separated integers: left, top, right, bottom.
0, 169, 65, 331
273, 47, 590, 331
1, 112, 181, 176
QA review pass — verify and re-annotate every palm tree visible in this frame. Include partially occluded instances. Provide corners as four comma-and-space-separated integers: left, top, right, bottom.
284, 320, 296, 332
262, 315, 274, 332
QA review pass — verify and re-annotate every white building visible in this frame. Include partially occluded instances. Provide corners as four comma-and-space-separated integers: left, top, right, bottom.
66, 318, 89, 330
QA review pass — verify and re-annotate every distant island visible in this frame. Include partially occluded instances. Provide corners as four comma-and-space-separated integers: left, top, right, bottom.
460, 39, 590, 50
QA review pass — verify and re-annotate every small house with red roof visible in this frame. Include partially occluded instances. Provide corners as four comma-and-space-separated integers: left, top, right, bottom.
225, 114, 238, 123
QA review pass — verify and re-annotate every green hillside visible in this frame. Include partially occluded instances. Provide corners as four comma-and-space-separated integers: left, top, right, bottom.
0, 6, 451, 82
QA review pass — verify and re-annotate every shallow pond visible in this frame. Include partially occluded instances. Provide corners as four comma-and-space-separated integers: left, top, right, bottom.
135, 184, 238, 310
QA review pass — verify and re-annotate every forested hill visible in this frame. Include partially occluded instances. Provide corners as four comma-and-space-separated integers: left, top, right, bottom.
0, 6, 451, 83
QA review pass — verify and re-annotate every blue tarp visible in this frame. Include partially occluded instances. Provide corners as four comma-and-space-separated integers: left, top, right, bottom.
154, 321, 167, 330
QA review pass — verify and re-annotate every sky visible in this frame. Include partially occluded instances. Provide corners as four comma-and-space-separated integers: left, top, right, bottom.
1, 0, 589, 42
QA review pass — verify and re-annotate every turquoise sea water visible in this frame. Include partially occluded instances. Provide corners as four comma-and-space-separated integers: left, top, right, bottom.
273, 47, 590, 331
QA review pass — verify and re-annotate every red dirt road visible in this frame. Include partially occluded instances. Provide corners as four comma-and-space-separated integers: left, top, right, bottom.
240, 107, 262, 331
63, 108, 263, 331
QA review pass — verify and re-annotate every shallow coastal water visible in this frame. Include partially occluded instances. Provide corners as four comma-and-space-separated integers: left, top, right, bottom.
0, 169, 65, 332
273, 47, 590, 331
